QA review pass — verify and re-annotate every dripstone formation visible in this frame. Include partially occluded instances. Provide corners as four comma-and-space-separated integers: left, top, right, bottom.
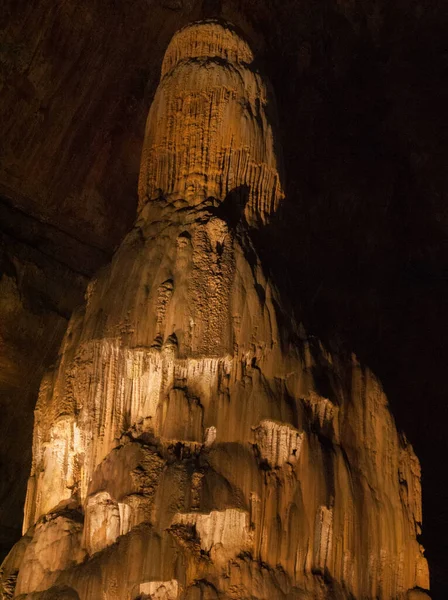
0, 21, 430, 600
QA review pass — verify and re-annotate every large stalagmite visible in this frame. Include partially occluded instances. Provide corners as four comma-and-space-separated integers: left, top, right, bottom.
0, 20, 430, 600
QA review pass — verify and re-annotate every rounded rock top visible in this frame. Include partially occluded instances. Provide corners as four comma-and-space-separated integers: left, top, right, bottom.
161, 20, 254, 77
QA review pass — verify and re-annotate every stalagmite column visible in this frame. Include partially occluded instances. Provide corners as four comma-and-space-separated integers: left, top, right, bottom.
0, 20, 430, 600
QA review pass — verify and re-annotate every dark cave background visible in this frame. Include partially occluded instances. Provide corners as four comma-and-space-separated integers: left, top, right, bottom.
0, 0, 447, 596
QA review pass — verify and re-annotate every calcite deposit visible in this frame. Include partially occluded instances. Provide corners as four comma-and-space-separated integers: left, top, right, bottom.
0, 20, 430, 600
138, 20, 283, 226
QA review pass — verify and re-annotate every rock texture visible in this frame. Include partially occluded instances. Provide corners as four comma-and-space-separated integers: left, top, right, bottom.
0, 20, 431, 600
138, 21, 283, 226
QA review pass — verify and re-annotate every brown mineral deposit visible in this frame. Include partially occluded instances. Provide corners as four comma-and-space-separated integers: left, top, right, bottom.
0, 20, 430, 600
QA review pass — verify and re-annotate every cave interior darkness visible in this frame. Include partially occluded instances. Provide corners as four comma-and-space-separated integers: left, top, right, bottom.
0, 0, 447, 597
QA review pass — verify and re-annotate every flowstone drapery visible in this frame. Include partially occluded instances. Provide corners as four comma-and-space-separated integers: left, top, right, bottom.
0, 20, 430, 600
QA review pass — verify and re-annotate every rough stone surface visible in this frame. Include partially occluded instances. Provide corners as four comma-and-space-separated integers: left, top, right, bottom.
138, 21, 284, 225
0, 21, 432, 599
139, 580, 179, 600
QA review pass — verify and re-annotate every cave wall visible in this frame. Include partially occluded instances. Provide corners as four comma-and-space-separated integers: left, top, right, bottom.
0, 0, 447, 595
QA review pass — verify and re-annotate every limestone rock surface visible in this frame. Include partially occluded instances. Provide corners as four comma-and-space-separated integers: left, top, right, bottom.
138, 20, 284, 226
1, 21, 430, 600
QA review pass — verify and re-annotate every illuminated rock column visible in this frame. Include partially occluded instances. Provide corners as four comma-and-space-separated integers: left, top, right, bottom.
138, 19, 284, 226
1, 20, 430, 600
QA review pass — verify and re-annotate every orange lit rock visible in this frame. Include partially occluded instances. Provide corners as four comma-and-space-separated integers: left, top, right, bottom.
138, 20, 284, 226
0, 20, 430, 600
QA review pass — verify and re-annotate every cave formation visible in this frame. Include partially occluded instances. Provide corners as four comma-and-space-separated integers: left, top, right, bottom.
0, 18, 435, 600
